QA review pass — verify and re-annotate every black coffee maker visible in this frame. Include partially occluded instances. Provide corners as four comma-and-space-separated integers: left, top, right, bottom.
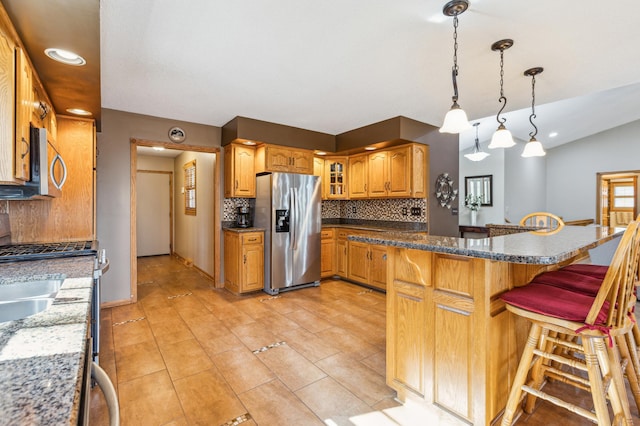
236, 206, 252, 228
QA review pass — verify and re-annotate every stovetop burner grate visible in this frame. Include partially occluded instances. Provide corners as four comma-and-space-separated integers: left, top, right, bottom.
0, 241, 97, 262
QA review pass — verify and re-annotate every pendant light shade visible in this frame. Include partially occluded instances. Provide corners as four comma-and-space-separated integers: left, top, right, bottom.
439, 0, 471, 134
522, 67, 546, 157
465, 122, 490, 161
488, 123, 516, 149
487, 39, 515, 149
441, 102, 471, 134
521, 138, 546, 157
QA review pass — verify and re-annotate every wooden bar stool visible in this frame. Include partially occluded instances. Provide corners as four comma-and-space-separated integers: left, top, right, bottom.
529, 265, 640, 413
500, 221, 640, 425
520, 212, 565, 235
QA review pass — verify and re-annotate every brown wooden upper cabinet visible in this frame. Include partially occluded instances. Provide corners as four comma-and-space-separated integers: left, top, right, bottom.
348, 153, 368, 199
14, 47, 32, 182
349, 143, 428, 199
313, 156, 325, 198
224, 143, 256, 198
0, 26, 15, 184
255, 144, 314, 175
324, 156, 348, 200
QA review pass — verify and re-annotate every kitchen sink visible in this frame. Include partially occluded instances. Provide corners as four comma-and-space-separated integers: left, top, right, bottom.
0, 279, 63, 302
0, 298, 54, 323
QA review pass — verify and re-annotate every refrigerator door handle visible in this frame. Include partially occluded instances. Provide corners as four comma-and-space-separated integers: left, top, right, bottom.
290, 187, 297, 251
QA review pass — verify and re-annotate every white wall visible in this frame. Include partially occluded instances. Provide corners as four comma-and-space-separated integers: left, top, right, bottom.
459, 140, 505, 225
504, 142, 546, 223
137, 154, 174, 172
546, 119, 640, 221
459, 119, 640, 227
173, 151, 215, 275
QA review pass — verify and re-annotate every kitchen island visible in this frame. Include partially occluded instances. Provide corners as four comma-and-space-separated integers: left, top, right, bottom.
0, 257, 95, 426
349, 225, 622, 425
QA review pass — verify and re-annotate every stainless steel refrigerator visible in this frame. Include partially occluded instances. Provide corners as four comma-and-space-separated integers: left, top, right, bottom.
255, 173, 321, 295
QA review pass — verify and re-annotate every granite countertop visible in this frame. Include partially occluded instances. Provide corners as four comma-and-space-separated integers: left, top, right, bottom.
322, 220, 427, 233
222, 226, 266, 233
349, 225, 624, 265
0, 256, 95, 426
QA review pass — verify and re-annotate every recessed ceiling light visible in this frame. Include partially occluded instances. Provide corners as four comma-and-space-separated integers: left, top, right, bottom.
548, 132, 558, 138
242, 140, 257, 146
44, 48, 86, 66
364, 146, 377, 151
315, 151, 327, 156
152, 147, 165, 151
65, 108, 92, 116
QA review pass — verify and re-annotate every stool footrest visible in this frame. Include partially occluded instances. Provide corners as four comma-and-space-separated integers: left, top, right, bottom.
533, 348, 588, 372
521, 385, 598, 422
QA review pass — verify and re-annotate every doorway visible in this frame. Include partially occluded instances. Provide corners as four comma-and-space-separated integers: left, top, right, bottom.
130, 139, 221, 304
136, 171, 172, 256
597, 170, 640, 227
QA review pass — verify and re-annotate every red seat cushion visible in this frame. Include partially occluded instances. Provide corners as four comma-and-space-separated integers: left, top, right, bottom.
530, 270, 602, 296
501, 282, 609, 325
560, 264, 609, 280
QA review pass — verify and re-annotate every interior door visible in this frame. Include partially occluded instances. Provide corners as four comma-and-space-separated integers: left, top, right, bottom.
136, 172, 171, 256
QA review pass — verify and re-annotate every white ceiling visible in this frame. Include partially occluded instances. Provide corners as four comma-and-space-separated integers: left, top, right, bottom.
100, 0, 640, 152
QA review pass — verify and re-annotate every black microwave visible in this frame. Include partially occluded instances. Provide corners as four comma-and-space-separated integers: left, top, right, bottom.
0, 127, 67, 199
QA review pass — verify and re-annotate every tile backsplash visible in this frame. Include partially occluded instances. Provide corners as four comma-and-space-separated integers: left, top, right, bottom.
324, 199, 427, 222
223, 198, 252, 221
225, 197, 427, 224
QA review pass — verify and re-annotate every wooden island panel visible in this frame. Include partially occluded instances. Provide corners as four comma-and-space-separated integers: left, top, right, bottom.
388, 247, 528, 424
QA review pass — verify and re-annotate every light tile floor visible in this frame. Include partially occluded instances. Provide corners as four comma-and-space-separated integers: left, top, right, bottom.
89, 255, 640, 426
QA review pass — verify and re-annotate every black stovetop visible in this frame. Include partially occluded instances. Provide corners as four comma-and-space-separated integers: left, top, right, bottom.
0, 241, 97, 263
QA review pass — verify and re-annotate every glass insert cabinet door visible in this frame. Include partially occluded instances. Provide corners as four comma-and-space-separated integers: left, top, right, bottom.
465, 175, 493, 206
324, 157, 348, 199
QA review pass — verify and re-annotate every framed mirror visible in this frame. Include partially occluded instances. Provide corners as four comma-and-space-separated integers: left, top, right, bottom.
465, 175, 493, 206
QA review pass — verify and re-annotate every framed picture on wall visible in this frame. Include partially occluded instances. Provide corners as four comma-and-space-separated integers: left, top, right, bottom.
465, 175, 493, 206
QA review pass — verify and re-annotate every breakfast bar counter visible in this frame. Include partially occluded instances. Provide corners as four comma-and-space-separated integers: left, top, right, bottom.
349, 225, 622, 425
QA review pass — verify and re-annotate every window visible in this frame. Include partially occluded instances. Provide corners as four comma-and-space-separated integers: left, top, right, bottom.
612, 182, 635, 210
183, 160, 196, 215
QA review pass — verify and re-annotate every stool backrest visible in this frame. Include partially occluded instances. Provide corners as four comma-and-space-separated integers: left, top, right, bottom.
586, 221, 640, 328
520, 212, 565, 235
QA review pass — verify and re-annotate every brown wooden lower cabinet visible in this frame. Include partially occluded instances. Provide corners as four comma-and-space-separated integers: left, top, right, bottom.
223, 230, 264, 294
336, 234, 348, 277
320, 228, 335, 278
386, 246, 583, 425
323, 227, 387, 290
347, 238, 387, 291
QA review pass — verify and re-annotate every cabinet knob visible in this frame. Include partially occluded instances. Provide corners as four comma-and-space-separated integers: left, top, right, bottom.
235, 180, 238, 190
382, 254, 387, 261
243, 254, 247, 264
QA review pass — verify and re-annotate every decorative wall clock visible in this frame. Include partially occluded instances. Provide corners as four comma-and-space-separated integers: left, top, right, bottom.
168, 126, 186, 143
435, 172, 458, 209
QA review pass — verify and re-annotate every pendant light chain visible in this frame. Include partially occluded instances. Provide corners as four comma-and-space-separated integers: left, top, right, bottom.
451, 15, 460, 102
440, 0, 470, 134
495, 46, 508, 125
529, 73, 538, 139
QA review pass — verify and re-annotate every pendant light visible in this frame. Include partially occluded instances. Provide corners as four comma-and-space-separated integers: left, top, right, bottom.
487, 39, 516, 149
439, 0, 471, 134
521, 67, 547, 157
464, 122, 490, 161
